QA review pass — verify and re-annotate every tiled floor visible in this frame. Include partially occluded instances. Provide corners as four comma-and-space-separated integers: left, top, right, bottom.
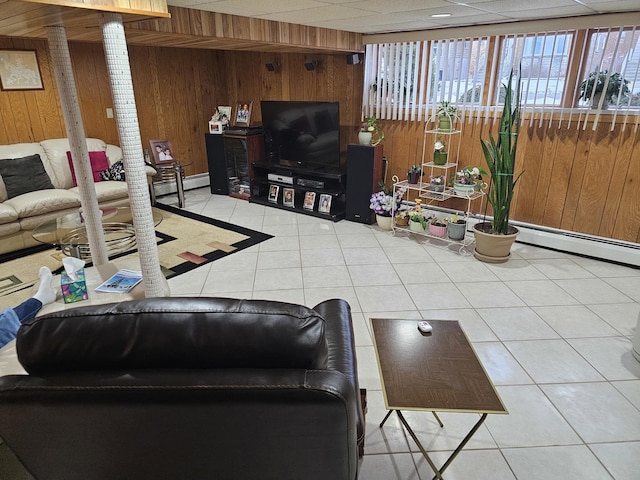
163, 188, 640, 480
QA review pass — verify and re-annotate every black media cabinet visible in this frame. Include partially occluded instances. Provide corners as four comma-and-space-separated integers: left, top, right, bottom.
250, 161, 346, 221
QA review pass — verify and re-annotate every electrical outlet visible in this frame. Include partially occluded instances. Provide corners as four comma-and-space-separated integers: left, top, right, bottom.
106, 108, 113, 118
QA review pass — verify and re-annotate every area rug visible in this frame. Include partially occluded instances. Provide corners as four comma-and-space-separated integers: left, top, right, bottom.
0, 203, 272, 308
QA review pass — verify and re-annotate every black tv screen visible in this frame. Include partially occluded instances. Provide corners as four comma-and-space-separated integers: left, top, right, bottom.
261, 101, 340, 170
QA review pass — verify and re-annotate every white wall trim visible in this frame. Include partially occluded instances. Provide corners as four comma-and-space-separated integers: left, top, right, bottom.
153, 173, 209, 196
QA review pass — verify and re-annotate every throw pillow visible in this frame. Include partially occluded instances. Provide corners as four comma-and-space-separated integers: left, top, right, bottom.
0, 154, 54, 199
66, 150, 110, 186
99, 160, 125, 181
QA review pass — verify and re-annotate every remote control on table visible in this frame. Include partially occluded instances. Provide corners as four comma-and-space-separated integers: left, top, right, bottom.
417, 321, 432, 333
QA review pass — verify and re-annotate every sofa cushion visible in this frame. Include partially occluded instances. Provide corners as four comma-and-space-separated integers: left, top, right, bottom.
40, 138, 107, 188
69, 180, 129, 203
66, 151, 110, 185
17, 298, 329, 375
99, 160, 125, 181
6, 189, 81, 219
0, 154, 54, 199
0, 202, 18, 225
0, 145, 49, 198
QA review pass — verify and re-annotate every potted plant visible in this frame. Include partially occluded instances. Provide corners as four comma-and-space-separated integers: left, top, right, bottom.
407, 165, 423, 184
433, 136, 448, 165
452, 165, 487, 196
473, 69, 525, 263
429, 175, 446, 193
578, 69, 630, 109
395, 209, 410, 227
359, 115, 385, 146
369, 185, 406, 230
408, 199, 427, 232
428, 215, 447, 237
447, 212, 467, 241
436, 101, 457, 131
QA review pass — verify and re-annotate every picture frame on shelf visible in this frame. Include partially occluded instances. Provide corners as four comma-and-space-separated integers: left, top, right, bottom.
268, 184, 279, 203
234, 101, 253, 126
0, 49, 43, 91
303, 191, 316, 211
149, 139, 174, 164
209, 121, 224, 134
217, 106, 232, 125
318, 194, 332, 213
283, 188, 295, 207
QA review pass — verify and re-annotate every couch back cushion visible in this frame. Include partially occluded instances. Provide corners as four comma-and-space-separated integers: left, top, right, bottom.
66, 150, 110, 185
40, 138, 107, 188
17, 297, 329, 375
0, 144, 49, 201
0, 154, 54, 199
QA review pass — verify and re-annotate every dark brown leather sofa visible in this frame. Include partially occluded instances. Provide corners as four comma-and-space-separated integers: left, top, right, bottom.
0, 297, 364, 480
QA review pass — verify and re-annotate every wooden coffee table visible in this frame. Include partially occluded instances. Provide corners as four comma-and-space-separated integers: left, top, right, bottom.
371, 318, 507, 480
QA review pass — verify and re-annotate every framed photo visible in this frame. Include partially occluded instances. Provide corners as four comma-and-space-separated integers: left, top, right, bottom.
283, 188, 295, 207
0, 49, 43, 91
234, 101, 253, 126
149, 139, 174, 164
268, 184, 279, 203
217, 106, 232, 125
303, 191, 316, 211
318, 194, 332, 214
209, 121, 223, 134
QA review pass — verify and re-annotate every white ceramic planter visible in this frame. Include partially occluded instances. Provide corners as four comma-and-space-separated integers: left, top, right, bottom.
358, 131, 372, 145
376, 214, 393, 231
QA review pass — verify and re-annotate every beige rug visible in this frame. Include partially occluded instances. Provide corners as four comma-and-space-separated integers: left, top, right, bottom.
0, 204, 272, 309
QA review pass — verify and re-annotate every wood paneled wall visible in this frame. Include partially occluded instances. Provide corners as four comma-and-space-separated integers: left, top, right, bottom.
378, 118, 640, 243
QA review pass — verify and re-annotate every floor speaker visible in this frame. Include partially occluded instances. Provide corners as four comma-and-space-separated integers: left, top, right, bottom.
205, 133, 229, 195
346, 144, 384, 224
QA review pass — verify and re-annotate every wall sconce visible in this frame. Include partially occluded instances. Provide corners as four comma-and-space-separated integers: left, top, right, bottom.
265, 61, 279, 72
304, 59, 318, 71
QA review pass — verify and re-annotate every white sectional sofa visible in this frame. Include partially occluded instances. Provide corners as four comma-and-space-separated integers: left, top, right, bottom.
0, 138, 153, 255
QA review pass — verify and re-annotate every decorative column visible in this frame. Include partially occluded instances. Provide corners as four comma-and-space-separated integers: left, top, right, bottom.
46, 25, 109, 265
101, 12, 166, 298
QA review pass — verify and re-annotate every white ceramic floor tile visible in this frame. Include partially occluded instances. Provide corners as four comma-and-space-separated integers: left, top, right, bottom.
338, 234, 381, 249
586, 303, 640, 336
227, 214, 264, 229
504, 339, 604, 383
348, 264, 402, 286
456, 282, 526, 308
420, 309, 498, 342
473, 342, 534, 385
356, 345, 383, 391
342, 247, 390, 265
440, 261, 500, 283
532, 305, 621, 338
303, 286, 361, 312
423, 245, 476, 263
477, 307, 559, 341
405, 283, 472, 309
392, 262, 448, 284
251, 288, 305, 305
528, 258, 595, 279
602, 276, 640, 302
542, 382, 640, 443
296, 222, 335, 236
167, 264, 210, 295
382, 245, 435, 264
572, 256, 640, 277
358, 452, 420, 480
415, 449, 516, 480
611, 380, 640, 410
507, 280, 580, 306
362, 390, 413, 455
302, 265, 352, 288
590, 441, 640, 480
298, 233, 340, 250
256, 250, 301, 269
350, 312, 373, 346
567, 337, 640, 380
485, 385, 581, 447
502, 445, 613, 480
201, 269, 254, 294
253, 267, 302, 291
511, 244, 569, 259
258, 235, 299, 252
300, 248, 345, 267
260, 213, 298, 225
333, 220, 375, 235
554, 278, 634, 304
260, 223, 298, 236
355, 285, 415, 312
485, 259, 548, 281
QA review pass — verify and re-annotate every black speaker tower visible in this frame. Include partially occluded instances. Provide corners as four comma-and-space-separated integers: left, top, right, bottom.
345, 144, 384, 224
205, 133, 229, 195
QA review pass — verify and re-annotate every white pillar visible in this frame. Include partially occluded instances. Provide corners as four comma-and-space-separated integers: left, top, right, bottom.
101, 12, 166, 298
46, 25, 109, 265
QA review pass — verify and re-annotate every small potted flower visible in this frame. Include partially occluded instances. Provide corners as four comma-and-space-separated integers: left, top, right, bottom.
428, 215, 448, 237
395, 209, 410, 227
358, 115, 385, 146
407, 165, 423, 184
408, 199, 427, 232
452, 165, 487, 196
447, 211, 467, 241
433, 136, 448, 165
436, 101, 458, 131
369, 185, 406, 230
429, 175, 446, 193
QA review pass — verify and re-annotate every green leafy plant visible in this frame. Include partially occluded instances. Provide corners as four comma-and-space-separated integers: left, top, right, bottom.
407, 165, 423, 175
480, 69, 524, 235
578, 70, 630, 103
361, 115, 385, 146
436, 101, 458, 119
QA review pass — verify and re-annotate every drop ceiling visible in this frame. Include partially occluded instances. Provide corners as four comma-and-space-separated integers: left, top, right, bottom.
166, 0, 640, 34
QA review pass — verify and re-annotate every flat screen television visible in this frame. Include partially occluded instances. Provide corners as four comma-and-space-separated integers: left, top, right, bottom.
261, 101, 340, 171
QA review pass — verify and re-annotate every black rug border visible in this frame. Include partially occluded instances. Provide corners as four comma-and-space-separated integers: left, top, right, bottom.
0, 205, 273, 281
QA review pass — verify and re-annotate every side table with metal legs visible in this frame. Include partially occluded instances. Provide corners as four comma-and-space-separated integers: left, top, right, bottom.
151, 161, 189, 208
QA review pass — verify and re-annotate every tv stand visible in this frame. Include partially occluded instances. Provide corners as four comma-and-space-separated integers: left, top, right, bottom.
250, 161, 346, 221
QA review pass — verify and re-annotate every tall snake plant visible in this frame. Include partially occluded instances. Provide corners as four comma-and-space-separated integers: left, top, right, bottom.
480, 69, 524, 235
